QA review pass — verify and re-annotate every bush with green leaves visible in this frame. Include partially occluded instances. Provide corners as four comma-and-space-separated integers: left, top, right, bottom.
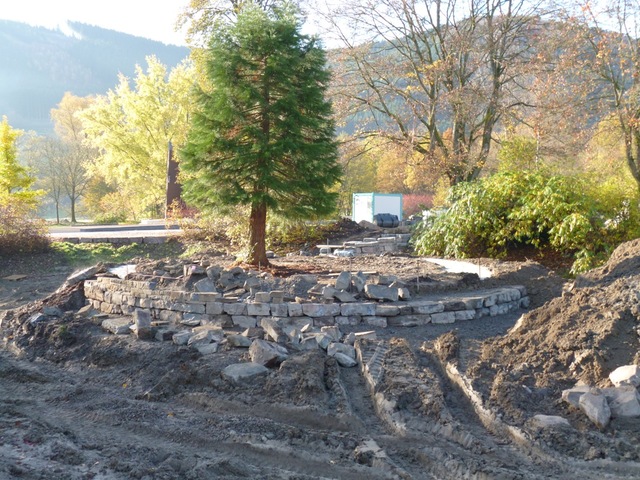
412, 171, 640, 274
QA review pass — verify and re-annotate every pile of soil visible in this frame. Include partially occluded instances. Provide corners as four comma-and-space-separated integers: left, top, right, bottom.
468, 239, 640, 459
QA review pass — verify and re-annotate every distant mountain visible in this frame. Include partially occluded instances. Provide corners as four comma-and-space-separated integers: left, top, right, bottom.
0, 20, 189, 134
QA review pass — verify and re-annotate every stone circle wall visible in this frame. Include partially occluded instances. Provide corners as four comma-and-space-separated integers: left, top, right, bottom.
84, 277, 529, 330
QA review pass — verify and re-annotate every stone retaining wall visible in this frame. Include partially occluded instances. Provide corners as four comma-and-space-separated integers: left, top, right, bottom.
318, 233, 412, 256
84, 277, 529, 330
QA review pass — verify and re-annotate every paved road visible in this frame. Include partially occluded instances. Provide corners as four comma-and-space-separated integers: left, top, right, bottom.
48, 222, 182, 243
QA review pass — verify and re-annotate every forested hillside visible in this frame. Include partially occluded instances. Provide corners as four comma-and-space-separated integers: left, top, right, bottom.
0, 20, 189, 134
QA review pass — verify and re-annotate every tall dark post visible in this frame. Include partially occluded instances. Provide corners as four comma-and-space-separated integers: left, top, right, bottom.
166, 141, 183, 218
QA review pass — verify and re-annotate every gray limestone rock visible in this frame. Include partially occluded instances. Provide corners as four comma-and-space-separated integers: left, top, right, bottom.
561, 386, 593, 409
195, 343, 219, 355
579, 392, 611, 429
315, 333, 333, 350
302, 303, 341, 317
333, 352, 358, 367
327, 342, 356, 359
602, 387, 640, 417
530, 415, 571, 429
260, 317, 288, 343
222, 363, 269, 383
194, 278, 217, 293
609, 365, 640, 388
155, 328, 176, 342
335, 271, 352, 291
172, 331, 191, 346
227, 334, 253, 348
364, 284, 398, 302
188, 329, 223, 347
351, 272, 367, 293
102, 317, 131, 335
43, 306, 63, 317
320, 325, 342, 342
249, 339, 289, 367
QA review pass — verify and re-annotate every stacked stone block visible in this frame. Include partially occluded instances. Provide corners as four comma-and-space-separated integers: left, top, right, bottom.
84, 277, 528, 330
318, 234, 412, 256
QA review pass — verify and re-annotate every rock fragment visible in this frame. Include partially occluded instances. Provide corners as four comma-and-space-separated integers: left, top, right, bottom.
249, 339, 288, 367
579, 392, 611, 429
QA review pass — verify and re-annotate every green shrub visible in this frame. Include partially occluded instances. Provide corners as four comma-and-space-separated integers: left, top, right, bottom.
412, 171, 640, 274
92, 211, 127, 225
0, 203, 50, 255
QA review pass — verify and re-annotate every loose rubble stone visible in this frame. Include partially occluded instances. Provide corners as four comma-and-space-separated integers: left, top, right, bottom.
101, 317, 131, 335
316, 333, 333, 350
335, 271, 352, 291
232, 316, 257, 329
352, 272, 367, 293
194, 278, 216, 293
132, 309, 153, 340
227, 334, 253, 348
155, 328, 175, 342
254, 291, 271, 303
327, 342, 356, 359
579, 392, 611, 429
354, 331, 377, 341
172, 331, 191, 346
561, 386, 593, 409
43, 306, 63, 317
609, 365, 640, 387
344, 332, 356, 345
602, 387, 640, 417
242, 327, 263, 338
320, 325, 342, 342
188, 330, 223, 347
333, 289, 357, 303
398, 287, 411, 300
28, 313, 47, 326
260, 317, 288, 343
334, 352, 358, 367
195, 343, 219, 355
222, 363, 269, 383
249, 339, 289, 367
531, 415, 571, 429
64, 266, 102, 287
364, 284, 398, 302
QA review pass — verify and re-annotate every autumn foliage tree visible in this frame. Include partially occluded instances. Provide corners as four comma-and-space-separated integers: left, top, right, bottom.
80, 57, 194, 220
326, 0, 547, 186
0, 117, 47, 254
180, 4, 341, 265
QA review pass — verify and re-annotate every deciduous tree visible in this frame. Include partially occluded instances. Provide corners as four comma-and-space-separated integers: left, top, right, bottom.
0, 116, 40, 207
326, 0, 547, 185
80, 57, 194, 219
51, 93, 97, 223
180, 4, 341, 265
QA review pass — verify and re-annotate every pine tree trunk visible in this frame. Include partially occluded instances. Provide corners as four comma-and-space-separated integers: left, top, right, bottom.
248, 202, 269, 266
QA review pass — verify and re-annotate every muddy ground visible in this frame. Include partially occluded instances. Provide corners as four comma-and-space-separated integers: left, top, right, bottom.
2, 235, 640, 479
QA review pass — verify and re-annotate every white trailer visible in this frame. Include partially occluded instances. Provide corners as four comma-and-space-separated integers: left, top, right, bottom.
352, 193, 403, 223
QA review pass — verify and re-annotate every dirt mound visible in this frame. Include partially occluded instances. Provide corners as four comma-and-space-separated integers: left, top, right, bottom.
468, 239, 640, 458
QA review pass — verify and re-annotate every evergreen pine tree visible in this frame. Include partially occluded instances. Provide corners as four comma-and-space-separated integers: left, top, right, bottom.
180, 4, 341, 265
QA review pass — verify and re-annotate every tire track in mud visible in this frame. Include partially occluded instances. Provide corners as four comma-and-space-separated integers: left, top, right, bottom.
350, 337, 640, 480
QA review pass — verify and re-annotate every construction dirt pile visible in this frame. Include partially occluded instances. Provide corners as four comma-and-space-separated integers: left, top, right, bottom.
468, 238, 640, 462
2, 239, 640, 479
